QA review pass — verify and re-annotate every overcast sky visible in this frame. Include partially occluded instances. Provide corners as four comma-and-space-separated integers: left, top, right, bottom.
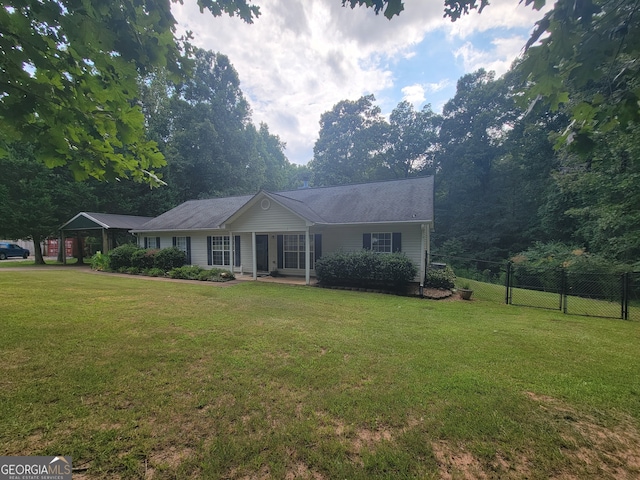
172, 0, 547, 165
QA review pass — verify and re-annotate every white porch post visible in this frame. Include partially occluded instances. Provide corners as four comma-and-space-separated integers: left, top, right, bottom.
229, 231, 235, 274
305, 227, 311, 285
252, 231, 257, 280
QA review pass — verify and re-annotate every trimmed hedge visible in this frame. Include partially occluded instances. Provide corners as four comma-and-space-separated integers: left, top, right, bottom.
105, 245, 187, 272
154, 246, 187, 271
131, 248, 158, 270
424, 265, 456, 289
107, 243, 141, 270
315, 250, 417, 289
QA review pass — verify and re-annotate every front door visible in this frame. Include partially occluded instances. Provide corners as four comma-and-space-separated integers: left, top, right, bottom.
256, 235, 269, 272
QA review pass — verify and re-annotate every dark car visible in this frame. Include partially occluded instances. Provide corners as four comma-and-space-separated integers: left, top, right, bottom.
0, 243, 30, 260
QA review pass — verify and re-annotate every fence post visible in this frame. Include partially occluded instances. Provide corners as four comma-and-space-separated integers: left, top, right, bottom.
561, 269, 567, 313
622, 272, 629, 320
504, 262, 511, 305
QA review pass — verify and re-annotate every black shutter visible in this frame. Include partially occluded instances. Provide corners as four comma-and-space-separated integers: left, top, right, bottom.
277, 235, 283, 269
392, 232, 402, 252
234, 235, 241, 267
156, 237, 161, 249
144, 237, 148, 249
186, 237, 192, 264
314, 234, 322, 261
363, 233, 371, 250
207, 236, 212, 265
172, 237, 176, 246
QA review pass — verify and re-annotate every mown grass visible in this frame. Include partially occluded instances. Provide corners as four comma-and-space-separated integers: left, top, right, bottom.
1, 270, 639, 479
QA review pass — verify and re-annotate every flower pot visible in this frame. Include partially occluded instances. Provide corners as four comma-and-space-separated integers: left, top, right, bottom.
458, 288, 473, 300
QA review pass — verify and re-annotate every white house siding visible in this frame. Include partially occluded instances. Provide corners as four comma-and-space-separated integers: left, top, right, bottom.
319, 224, 426, 282
137, 232, 216, 269
227, 199, 308, 233
236, 232, 254, 275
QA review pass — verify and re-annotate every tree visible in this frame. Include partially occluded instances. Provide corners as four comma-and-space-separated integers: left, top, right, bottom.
310, 95, 388, 186
0, 147, 95, 264
386, 101, 441, 178
519, 0, 640, 154
349, 0, 640, 155
0, 0, 259, 184
434, 69, 520, 258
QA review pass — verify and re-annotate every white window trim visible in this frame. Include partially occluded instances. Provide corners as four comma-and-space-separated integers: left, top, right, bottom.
211, 235, 231, 266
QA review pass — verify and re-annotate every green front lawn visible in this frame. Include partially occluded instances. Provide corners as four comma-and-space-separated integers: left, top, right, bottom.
1, 271, 638, 479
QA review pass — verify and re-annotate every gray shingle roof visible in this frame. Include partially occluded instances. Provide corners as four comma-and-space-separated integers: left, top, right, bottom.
273, 176, 434, 224
137, 195, 253, 231
134, 177, 434, 232
61, 212, 154, 230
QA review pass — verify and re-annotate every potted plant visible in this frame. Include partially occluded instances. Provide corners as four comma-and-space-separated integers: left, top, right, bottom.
458, 282, 473, 300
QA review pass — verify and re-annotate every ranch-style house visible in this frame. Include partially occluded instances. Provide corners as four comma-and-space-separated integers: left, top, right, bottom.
129, 176, 435, 287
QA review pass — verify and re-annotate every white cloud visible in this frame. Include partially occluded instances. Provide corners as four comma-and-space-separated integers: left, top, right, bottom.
401, 84, 426, 107
172, 0, 549, 164
453, 35, 528, 76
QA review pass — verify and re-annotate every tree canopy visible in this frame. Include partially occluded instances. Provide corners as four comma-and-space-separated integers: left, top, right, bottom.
0, 0, 259, 184
348, 0, 640, 154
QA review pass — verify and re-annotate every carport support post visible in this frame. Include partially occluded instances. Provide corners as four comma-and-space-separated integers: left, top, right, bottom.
102, 228, 109, 254
61, 231, 66, 265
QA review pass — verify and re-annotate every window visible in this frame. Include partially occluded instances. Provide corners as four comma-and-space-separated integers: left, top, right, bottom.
211, 235, 230, 266
283, 234, 314, 270
174, 236, 188, 253
144, 237, 160, 249
371, 233, 392, 253
173, 236, 191, 264
363, 232, 401, 253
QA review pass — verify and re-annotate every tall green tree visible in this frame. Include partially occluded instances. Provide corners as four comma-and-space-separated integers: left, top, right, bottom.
434, 70, 520, 258
0, 148, 95, 263
350, 0, 640, 155
548, 124, 640, 262
310, 95, 388, 186
386, 101, 441, 178
139, 51, 295, 202
0, 0, 259, 184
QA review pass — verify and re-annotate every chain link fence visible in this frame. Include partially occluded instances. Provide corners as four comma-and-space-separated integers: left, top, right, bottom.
429, 254, 639, 321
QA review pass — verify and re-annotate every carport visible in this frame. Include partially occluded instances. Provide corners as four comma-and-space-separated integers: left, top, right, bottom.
59, 212, 153, 263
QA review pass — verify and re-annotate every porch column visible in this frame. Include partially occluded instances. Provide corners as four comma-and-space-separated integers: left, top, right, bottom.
305, 227, 311, 285
252, 232, 257, 280
229, 231, 235, 274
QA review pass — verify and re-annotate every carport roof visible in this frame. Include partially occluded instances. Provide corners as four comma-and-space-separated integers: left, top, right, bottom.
61, 212, 154, 231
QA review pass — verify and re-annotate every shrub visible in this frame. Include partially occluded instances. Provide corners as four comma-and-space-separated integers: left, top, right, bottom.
197, 268, 236, 282
154, 247, 187, 271
146, 268, 166, 277
167, 266, 235, 282
167, 265, 205, 280
131, 249, 158, 270
107, 243, 141, 270
90, 251, 109, 271
315, 250, 417, 289
125, 266, 141, 275
425, 265, 456, 289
